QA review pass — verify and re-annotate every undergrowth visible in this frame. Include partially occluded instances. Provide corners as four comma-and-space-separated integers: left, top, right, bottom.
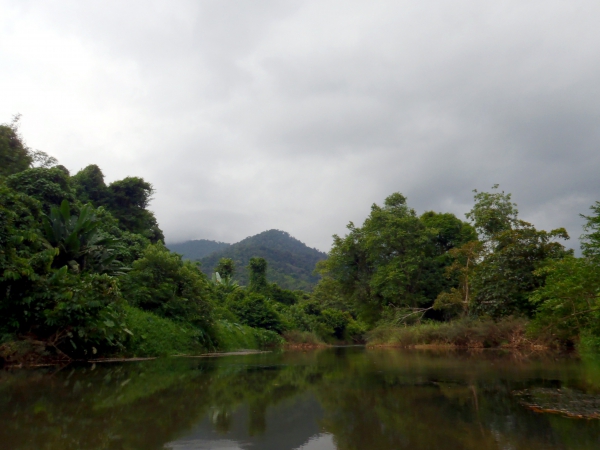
366, 317, 542, 348
214, 320, 283, 351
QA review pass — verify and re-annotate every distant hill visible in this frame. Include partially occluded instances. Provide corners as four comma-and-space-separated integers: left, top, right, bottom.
167, 239, 230, 260
198, 229, 328, 291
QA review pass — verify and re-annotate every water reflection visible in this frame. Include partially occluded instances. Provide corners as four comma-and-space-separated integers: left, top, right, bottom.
1, 348, 600, 449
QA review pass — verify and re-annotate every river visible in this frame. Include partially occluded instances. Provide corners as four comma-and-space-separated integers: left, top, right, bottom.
2, 347, 600, 449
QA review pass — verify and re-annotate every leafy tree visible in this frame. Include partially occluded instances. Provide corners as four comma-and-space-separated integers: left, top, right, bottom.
466, 185, 518, 242
434, 241, 483, 317
0, 117, 32, 177
581, 201, 600, 261
6, 167, 76, 211
321, 193, 436, 324
419, 211, 478, 303
227, 293, 284, 333
248, 257, 268, 293
120, 243, 214, 342
529, 256, 600, 343
0, 186, 128, 358
106, 177, 164, 243
215, 257, 235, 279
0, 185, 56, 310
464, 186, 570, 317
71, 164, 109, 206
42, 200, 122, 274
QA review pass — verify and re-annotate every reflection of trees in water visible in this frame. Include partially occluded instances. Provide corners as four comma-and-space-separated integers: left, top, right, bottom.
2, 350, 600, 450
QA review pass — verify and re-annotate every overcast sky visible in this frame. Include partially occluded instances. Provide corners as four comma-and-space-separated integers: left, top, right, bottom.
1, 0, 599, 251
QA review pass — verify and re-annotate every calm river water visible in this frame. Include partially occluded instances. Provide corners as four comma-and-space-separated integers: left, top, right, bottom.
2, 347, 600, 449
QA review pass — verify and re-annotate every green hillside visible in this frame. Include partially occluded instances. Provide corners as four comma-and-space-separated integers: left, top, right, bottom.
199, 229, 327, 291
167, 239, 230, 260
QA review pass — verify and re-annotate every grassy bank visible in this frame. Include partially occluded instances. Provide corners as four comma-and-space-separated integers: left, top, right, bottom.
366, 318, 549, 349
213, 320, 283, 351
282, 330, 327, 348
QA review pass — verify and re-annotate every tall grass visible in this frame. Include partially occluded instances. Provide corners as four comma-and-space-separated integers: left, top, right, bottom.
282, 330, 325, 347
366, 317, 539, 349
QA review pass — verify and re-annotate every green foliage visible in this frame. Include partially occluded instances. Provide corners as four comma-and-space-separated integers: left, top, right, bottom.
581, 201, 600, 261
6, 167, 76, 211
0, 119, 32, 177
248, 257, 268, 293
199, 229, 327, 290
215, 257, 235, 278
466, 185, 518, 241
105, 177, 164, 243
43, 200, 122, 274
214, 320, 283, 351
227, 293, 284, 333
268, 282, 298, 305
367, 317, 529, 348
120, 243, 215, 343
122, 305, 205, 356
71, 164, 109, 206
319, 193, 462, 323
529, 256, 600, 343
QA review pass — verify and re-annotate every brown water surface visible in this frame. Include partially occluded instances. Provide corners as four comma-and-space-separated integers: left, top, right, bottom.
2, 347, 600, 449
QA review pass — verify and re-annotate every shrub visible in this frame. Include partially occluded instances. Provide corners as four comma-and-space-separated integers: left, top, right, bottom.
366, 317, 531, 348
121, 243, 215, 339
122, 305, 206, 356
214, 320, 283, 351
226, 293, 284, 333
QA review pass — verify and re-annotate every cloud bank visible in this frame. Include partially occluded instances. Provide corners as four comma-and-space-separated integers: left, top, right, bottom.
1, 0, 599, 251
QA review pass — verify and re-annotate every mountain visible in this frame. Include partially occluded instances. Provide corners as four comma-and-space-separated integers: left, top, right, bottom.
198, 229, 328, 291
167, 239, 230, 260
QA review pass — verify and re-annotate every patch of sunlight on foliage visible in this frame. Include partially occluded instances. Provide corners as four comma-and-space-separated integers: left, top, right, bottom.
123, 306, 206, 357
214, 320, 283, 351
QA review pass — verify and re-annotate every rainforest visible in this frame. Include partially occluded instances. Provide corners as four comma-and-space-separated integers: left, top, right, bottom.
2, 116, 600, 367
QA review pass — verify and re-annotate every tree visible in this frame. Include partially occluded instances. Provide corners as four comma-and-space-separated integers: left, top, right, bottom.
120, 243, 214, 340
106, 177, 164, 243
42, 200, 122, 274
0, 116, 32, 177
581, 201, 600, 261
248, 257, 268, 293
71, 164, 109, 206
464, 186, 570, 317
6, 167, 76, 211
215, 258, 235, 279
320, 193, 438, 324
434, 241, 483, 317
466, 185, 518, 242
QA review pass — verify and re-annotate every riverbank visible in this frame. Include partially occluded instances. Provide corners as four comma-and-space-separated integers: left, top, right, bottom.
365, 318, 554, 350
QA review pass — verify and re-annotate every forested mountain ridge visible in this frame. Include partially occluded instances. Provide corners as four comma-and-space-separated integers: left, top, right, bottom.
167, 239, 230, 260
198, 229, 328, 291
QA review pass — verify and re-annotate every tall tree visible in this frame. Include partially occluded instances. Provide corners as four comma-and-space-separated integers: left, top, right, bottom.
248, 257, 268, 293
465, 186, 570, 317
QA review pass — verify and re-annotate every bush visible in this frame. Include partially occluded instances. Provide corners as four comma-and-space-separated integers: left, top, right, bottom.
226, 293, 284, 333
366, 317, 531, 348
121, 243, 215, 337
123, 305, 206, 356
282, 330, 323, 346
214, 320, 283, 351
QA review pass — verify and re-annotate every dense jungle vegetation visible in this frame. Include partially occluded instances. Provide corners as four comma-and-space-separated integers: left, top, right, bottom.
2, 115, 600, 364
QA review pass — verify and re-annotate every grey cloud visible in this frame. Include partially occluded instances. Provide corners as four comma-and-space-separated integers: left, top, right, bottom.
1, 0, 600, 252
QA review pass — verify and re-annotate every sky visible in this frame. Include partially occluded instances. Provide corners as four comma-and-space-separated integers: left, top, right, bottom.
1, 0, 599, 252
